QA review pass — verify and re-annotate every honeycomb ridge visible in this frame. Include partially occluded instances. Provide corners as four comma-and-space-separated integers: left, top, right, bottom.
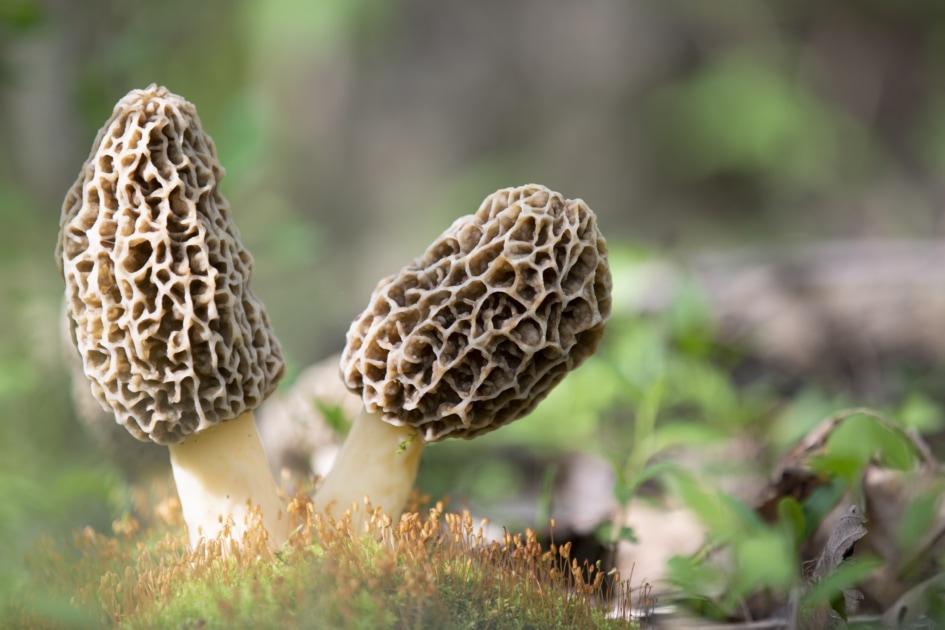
342, 184, 612, 441
57, 85, 285, 445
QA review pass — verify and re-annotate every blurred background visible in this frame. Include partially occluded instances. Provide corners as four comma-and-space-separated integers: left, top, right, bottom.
5, 0, 945, 610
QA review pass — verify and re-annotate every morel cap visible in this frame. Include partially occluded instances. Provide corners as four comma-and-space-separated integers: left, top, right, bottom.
341, 184, 612, 442
57, 84, 285, 445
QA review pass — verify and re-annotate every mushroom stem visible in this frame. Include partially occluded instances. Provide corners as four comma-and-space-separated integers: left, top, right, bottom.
168, 411, 287, 549
312, 408, 425, 531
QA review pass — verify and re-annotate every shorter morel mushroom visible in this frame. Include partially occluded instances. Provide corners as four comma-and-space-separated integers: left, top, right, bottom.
57, 85, 287, 548
313, 184, 612, 529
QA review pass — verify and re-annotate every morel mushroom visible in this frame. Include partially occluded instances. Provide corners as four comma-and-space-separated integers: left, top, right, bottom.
313, 184, 612, 528
56, 85, 287, 548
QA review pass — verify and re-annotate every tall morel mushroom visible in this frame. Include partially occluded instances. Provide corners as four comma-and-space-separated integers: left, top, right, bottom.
313, 184, 612, 528
57, 85, 288, 548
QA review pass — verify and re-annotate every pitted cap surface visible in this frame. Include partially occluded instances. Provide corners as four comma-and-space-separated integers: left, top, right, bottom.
341, 184, 611, 442
57, 85, 285, 445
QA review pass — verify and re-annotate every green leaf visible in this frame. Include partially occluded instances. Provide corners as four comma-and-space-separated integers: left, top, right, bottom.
612, 475, 636, 506
771, 389, 850, 451
801, 557, 882, 610
897, 392, 944, 433
820, 413, 918, 473
665, 555, 729, 620
776, 497, 806, 549
729, 528, 796, 598
664, 470, 737, 536
616, 460, 683, 506
315, 400, 353, 436
637, 460, 683, 488
594, 520, 638, 545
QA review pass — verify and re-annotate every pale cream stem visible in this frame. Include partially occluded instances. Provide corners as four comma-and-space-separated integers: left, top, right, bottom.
168, 410, 288, 549
311, 407, 425, 532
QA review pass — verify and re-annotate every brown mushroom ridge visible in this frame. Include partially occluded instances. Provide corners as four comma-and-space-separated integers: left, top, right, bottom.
57, 85, 285, 445
342, 184, 612, 442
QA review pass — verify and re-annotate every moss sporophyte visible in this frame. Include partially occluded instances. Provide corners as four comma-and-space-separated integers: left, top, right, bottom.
15, 488, 638, 628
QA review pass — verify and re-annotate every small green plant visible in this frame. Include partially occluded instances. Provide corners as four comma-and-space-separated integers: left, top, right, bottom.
500, 249, 945, 623
661, 407, 940, 622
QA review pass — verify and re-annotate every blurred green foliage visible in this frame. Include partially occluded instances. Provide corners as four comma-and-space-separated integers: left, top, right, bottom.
648, 53, 875, 193
0, 0, 42, 39
5, 0, 945, 625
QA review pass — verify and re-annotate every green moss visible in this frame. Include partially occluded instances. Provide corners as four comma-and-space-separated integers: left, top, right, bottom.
11, 493, 636, 630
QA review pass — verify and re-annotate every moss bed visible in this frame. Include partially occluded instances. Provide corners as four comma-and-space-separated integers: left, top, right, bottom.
10, 482, 639, 629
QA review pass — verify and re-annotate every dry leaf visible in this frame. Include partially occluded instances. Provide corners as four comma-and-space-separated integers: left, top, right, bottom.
790, 505, 867, 630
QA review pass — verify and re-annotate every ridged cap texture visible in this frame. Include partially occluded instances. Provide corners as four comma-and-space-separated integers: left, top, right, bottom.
57, 85, 285, 445
342, 184, 611, 442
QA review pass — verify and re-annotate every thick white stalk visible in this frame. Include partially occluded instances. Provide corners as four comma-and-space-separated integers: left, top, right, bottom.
312, 408, 425, 532
168, 411, 288, 549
